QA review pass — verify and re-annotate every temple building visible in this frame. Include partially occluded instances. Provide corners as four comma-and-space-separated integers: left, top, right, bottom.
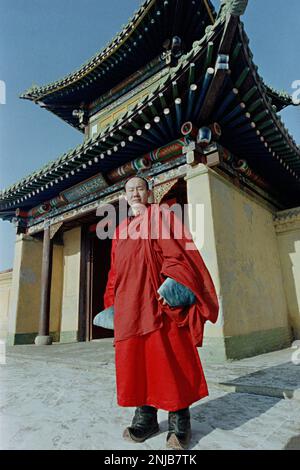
0, 0, 299, 361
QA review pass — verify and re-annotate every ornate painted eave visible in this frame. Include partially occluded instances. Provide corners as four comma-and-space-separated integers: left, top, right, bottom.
2, 1, 300, 219
213, 19, 300, 204
19, 0, 216, 130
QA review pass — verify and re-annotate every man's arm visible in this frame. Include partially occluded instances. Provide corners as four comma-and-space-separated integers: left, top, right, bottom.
155, 207, 219, 325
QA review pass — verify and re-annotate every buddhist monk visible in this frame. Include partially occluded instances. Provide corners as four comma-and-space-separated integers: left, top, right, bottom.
101, 175, 219, 449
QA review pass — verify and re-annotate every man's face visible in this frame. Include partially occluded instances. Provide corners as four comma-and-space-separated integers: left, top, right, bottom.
125, 177, 150, 207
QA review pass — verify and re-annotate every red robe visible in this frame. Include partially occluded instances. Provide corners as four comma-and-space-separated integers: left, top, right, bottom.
103, 204, 219, 411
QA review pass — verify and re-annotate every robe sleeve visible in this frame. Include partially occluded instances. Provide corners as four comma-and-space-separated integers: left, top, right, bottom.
103, 233, 117, 309
156, 209, 201, 292
154, 207, 219, 346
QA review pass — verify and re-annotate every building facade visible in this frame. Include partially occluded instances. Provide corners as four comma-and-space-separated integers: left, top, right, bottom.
1, 0, 300, 361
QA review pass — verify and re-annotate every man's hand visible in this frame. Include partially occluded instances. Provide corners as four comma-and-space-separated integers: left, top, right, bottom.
158, 294, 168, 305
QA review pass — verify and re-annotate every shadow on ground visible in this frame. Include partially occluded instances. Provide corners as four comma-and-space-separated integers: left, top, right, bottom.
217, 362, 300, 399
284, 435, 300, 450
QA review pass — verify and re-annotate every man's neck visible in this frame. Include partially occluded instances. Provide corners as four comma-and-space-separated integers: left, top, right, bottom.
129, 202, 150, 217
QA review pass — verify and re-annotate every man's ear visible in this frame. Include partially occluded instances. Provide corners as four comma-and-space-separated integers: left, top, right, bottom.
124, 193, 128, 201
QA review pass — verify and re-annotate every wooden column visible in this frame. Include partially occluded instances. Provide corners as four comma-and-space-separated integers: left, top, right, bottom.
78, 225, 89, 342
35, 223, 53, 345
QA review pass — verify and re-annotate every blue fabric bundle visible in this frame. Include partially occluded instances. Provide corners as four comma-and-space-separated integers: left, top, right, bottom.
94, 278, 195, 330
93, 305, 114, 330
157, 277, 196, 307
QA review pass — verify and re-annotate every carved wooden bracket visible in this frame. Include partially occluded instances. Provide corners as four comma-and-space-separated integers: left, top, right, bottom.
153, 179, 179, 204
50, 221, 64, 239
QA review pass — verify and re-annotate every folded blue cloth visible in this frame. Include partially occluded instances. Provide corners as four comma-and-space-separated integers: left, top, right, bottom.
157, 277, 196, 307
93, 305, 114, 330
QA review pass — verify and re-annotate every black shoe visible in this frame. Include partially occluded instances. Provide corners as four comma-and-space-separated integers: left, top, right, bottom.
166, 407, 191, 449
123, 406, 159, 443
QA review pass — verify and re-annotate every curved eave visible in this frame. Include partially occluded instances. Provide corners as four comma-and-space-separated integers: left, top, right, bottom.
240, 22, 300, 174
22, 54, 168, 132
208, 20, 300, 205
20, 0, 157, 101
20, 0, 216, 106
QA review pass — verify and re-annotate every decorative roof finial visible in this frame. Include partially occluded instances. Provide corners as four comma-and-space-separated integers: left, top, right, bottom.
220, 0, 248, 17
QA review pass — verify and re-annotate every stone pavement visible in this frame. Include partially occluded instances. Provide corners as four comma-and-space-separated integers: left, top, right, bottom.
1, 340, 300, 450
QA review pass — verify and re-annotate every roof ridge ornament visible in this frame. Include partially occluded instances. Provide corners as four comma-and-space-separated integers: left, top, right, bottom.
163, 36, 183, 65
264, 82, 297, 109
219, 0, 248, 18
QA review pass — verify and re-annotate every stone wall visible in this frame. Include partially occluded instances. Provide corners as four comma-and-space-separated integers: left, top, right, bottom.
0, 269, 12, 340
274, 207, 300, 339
186, 164, 292, 361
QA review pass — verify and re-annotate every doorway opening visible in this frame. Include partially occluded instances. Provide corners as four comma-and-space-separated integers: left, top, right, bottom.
79, 221, 114, 342
89, 232, 113, 340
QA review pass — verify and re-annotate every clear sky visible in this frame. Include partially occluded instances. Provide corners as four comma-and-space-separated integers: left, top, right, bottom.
0, 0, 299, 271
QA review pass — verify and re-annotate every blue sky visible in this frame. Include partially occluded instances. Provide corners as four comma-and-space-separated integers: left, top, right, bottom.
0, 0, 299, 270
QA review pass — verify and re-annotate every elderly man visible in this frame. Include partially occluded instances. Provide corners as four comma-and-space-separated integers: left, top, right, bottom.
101, 176, 219, 449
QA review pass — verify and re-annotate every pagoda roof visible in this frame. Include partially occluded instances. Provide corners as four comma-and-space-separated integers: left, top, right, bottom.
1, 0, 300, 220
20, 0, 217, 130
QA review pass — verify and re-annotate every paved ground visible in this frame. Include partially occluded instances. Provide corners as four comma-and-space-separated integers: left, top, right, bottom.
1, 340, 300, 450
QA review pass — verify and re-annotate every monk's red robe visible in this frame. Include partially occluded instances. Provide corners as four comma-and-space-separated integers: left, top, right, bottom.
103, 204, 219, 411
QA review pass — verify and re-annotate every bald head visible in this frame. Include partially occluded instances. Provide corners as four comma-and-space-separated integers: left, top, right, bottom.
124, 176, 149, 191
124, 176, 151, 207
